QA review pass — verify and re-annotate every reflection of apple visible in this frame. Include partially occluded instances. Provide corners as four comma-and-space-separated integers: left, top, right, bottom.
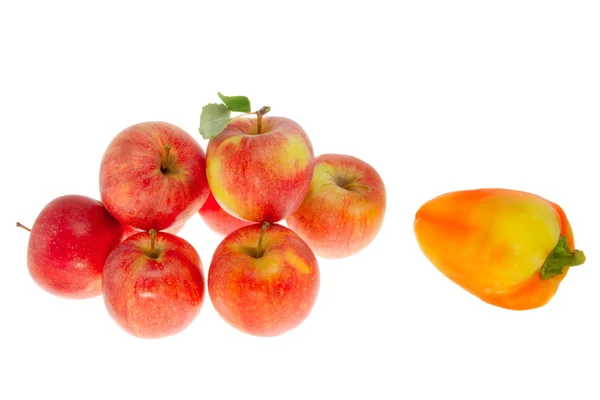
100, 121, 210, 231
103, 230, 205, 339
208, 223, 319, 337
206, 115, 314, 223
287, 154, 386, 259
20, 195, 126, 299
199, 192, 253, 236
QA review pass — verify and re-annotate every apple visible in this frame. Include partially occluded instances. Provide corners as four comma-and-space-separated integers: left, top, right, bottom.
206, 113, 314, 222
199, 191, 254, 236
100, 121, 210, 231
286, 153, 386, 259
208, 222, 319, 336
103, 230, 205, 339
18, 194, 127, 299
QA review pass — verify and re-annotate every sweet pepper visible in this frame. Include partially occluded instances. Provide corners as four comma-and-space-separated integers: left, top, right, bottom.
414, 188, 586, 310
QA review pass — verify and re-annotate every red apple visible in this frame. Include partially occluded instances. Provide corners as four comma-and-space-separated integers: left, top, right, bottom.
286, 154, 386, 259
206, 114, 314, 222
198, 191, 254, 236
208, 223, 319, 336
100, 121, 210, 231
19, 195, 126, 299
103, 230, 205, 339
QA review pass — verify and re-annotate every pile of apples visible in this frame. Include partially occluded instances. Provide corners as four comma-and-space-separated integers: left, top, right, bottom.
18, 94, 386, 339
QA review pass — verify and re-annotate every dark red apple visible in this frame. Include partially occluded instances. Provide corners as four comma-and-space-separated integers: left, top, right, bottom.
99, 121, 210, 231
208, 223, 320, 336
19, 194, 127, 299
103, 230, 205, 339
198, 191, 254, 236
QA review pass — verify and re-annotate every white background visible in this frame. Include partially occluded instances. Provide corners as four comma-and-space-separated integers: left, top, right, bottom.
2, 1, 599, 399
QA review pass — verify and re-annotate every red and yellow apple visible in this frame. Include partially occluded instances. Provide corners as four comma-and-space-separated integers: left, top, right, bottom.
206, 116, 314, 222
21, 195, 127, 299
103, 230, 205, 339
287, 153, 386, 259
208, 223, 319, 336
198, 191, 254, 236
100, 121, 209, 231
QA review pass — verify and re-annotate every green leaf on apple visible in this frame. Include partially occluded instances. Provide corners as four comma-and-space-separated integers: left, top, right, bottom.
199, 103, 232, 139
217, 92, 251, 113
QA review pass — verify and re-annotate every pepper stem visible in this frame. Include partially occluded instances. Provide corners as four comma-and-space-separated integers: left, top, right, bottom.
256, 106, 271, 135
16, 222, 32, 232
540, 236, 586, 280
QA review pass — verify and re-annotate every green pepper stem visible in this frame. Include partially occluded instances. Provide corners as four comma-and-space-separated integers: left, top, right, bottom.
540, 236, 586, 280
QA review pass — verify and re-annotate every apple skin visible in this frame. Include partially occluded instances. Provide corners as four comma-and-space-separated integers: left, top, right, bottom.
103, 231, 205, 339
198, 191, 254, 236
208, 223, 320, 337
25, 195, 127, 299
100, 121, 210, 231
286, 154, 386, 259
206, 116, 314, 223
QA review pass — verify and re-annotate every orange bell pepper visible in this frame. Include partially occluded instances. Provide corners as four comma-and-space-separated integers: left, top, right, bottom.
414, 188, 586, 310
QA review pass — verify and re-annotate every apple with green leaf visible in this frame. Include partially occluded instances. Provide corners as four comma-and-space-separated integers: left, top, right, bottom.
287, 153, 386, 259
199, 93, 314, 223
208, 222, 320, 336
100, 121, 209, 231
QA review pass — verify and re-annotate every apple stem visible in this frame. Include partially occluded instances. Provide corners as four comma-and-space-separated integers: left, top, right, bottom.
161, 144, 171, 172
16, 222, 31, 232
256, 106, 271, 135
149, 229, 157, 255
256, 222, 270, 258
344, 183, 371, 192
